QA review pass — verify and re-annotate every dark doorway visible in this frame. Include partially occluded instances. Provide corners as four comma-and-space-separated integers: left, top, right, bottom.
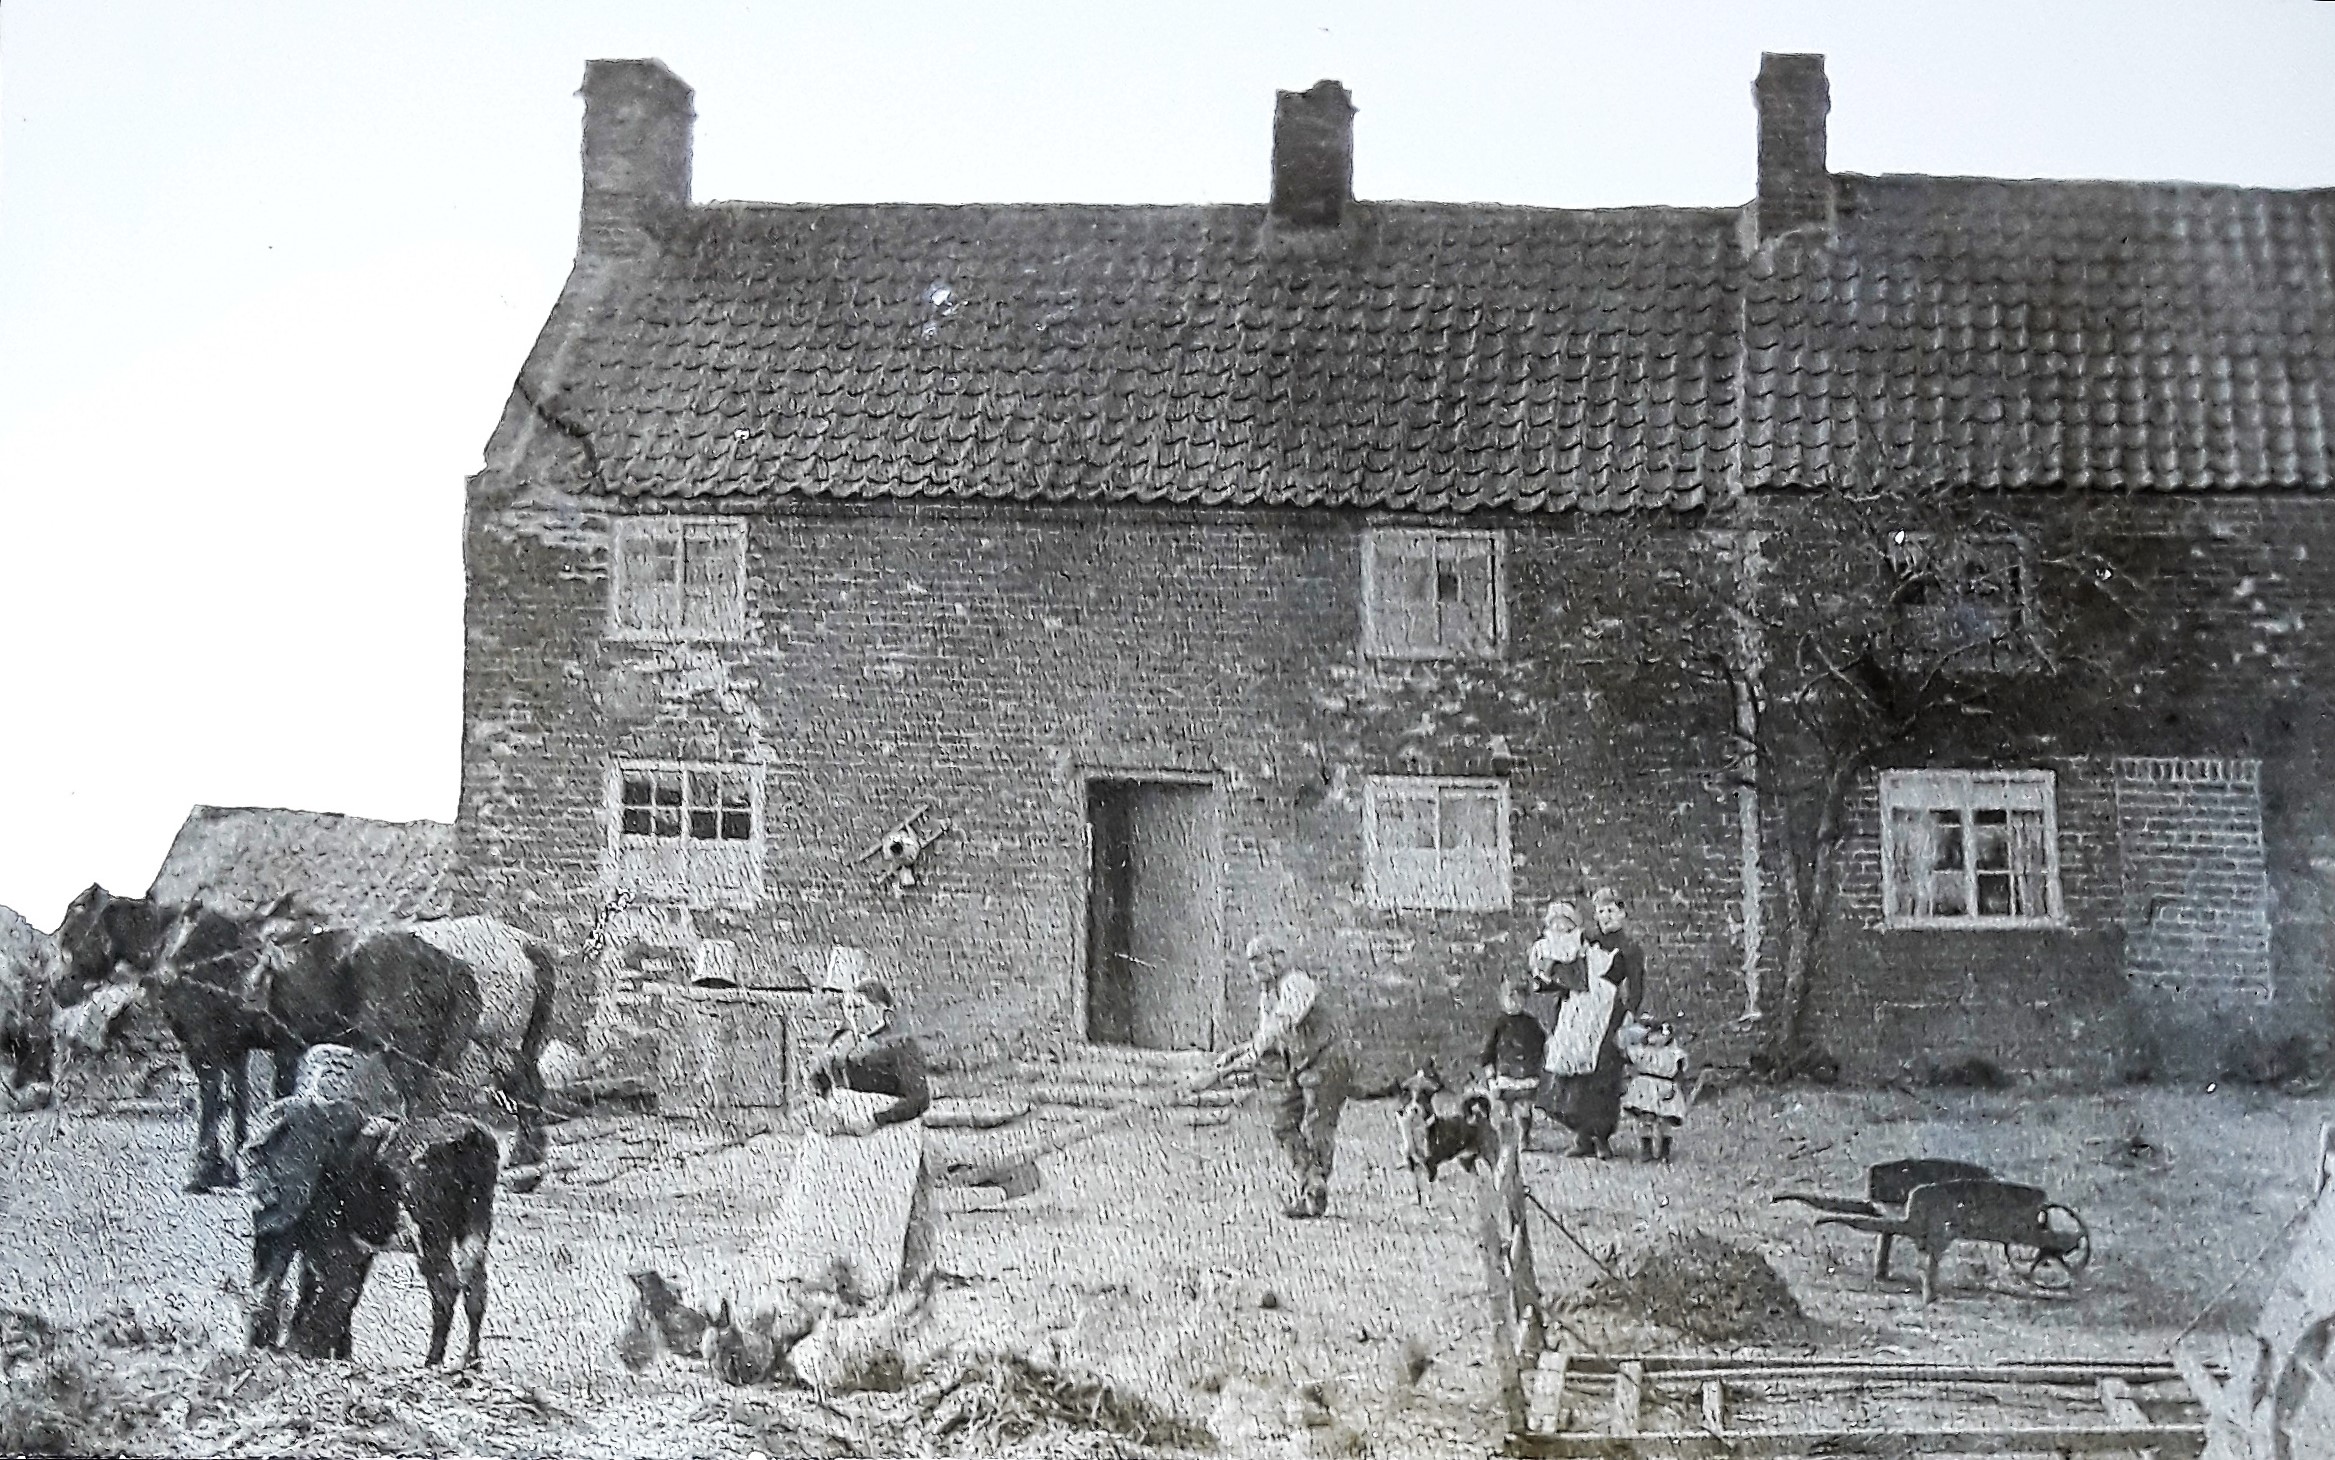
1085, 779, 1223, 1050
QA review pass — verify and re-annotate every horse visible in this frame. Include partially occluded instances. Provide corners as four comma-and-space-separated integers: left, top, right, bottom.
52, 885, 558, 1191
52, 886, 279, 1187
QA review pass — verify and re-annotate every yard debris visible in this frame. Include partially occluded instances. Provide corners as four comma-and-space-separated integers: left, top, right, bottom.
1562, 1231, 1807, 1343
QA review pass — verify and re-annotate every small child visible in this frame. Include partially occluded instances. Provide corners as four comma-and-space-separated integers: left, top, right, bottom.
1480, 980, 1548, 1146
1619, 1018, 1690, 1162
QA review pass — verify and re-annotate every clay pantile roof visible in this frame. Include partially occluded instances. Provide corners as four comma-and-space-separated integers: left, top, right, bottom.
147, 806, 453, 926
556, 202, 1744, 515
546, 180, 2334, 513
1744, 176, 2335, 493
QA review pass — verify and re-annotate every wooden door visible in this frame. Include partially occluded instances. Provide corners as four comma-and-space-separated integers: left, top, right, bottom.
1086, 780, 1222, 1050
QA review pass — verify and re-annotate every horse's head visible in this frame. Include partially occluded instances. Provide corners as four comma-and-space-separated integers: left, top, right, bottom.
50, 885, 173, 1009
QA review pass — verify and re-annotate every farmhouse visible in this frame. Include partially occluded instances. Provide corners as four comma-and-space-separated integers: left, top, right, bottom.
455, 54, 2335, 1085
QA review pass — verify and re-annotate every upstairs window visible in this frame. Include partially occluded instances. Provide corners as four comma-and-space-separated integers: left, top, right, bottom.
1363, 529, 1504, 660
1363, 776, 1511, 912
1886, 533, 2035, 668
611, 762, 762, 905
611, 518, 747, 641
1881, 769, 2063, 929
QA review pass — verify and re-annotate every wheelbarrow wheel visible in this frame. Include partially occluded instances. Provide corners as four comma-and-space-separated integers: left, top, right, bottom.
2004, 1203, 2092, 1290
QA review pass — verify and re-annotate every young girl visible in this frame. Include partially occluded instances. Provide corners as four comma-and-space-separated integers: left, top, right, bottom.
1619, 1018, 1690, 1162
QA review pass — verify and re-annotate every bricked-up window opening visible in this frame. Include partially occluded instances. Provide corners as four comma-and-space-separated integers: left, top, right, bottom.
610, 518, 747, 641
1363, 776, 1511, 911
1364, 530, 1504, 660
1880, 770, 2062, 929
1885, 533, 2035, 668
609, 761, 762, 906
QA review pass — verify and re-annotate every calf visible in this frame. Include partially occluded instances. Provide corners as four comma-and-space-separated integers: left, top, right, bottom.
1394, 1067, 1497, 1202
247, 1106, 501, 1366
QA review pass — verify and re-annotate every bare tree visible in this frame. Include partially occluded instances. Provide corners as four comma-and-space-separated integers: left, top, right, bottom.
1606, 483, 2134, 1075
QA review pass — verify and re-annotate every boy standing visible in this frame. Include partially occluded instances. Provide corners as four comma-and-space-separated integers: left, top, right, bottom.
1480, 979, 1547, 1147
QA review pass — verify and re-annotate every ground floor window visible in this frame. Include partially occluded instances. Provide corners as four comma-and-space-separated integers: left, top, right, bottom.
609, 761, 762, 904
1363, 776, 1511, 912
1880, 769, 2061, 928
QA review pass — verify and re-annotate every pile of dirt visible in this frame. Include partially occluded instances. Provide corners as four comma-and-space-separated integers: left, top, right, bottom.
1565, 1232, 1806, 1343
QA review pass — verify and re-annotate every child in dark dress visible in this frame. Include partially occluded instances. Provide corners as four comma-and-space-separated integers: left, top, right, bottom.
1480, 979, 1548, 1147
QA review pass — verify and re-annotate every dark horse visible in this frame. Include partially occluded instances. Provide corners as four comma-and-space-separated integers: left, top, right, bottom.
52, 885, 553, 1192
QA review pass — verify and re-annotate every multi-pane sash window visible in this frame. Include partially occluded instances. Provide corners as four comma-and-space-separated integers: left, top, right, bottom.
611, 762, 762, 904
1364, 776, 1511, 911
1881, 769, 2062, 928
1364, 530, 1503, 659
611, 518, 747, 641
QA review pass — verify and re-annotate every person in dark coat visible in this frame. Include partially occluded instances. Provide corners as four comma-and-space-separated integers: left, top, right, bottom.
1481, 977, 1548, 1147
1551, 886, 1647, 1158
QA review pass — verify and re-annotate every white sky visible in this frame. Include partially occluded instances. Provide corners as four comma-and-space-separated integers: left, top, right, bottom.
1, 1, 2330, 930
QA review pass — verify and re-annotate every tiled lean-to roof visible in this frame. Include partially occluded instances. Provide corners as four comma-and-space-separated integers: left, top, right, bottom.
543, 183, 2335, 513
1744, 177, 2335, 494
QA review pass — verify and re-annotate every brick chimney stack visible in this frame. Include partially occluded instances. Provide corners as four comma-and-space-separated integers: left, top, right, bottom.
580, 60, 694, 263
1270, 80, 1355, 230
1753, 53, 1833, 243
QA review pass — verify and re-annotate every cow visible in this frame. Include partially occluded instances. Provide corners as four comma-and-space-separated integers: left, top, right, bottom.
243, 1049, 503, 1366
50, 885, 557, 1192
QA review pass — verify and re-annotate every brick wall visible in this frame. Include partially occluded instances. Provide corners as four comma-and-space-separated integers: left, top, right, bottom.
460, 476, 2335, 1084
1768, 494, 2335, 1082
2113, 757, 2274, 997
456, 483, 1741, 1085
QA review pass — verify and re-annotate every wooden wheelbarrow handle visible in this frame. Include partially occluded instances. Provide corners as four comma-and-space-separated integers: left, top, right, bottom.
941, 1064, 1235, 1195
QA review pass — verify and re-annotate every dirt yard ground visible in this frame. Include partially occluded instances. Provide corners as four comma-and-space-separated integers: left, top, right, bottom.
1, 1082, 2326, 1457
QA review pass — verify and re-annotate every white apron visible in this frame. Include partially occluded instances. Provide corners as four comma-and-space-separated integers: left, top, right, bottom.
765, 1090, 928, 1303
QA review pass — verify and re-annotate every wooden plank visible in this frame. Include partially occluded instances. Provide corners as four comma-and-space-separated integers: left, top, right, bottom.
1699, 1380, 1724, 1436
1612, 1361, 1644, 1436
1512, 1423, 2208, 1457
1540, 1350, 1571, 1432
2099, 1377, 2159, 1460
1478, 1151, 1526, 1436
1540, 1359, 2188, 1386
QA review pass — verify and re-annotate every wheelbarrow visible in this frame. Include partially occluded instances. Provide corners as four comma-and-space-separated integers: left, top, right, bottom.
1776, 1158, 2093, 1303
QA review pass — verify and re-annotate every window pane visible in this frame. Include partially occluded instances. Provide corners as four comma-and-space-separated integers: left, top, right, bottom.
651, 808, 682, 838
1886, 808, 1930, 918
1376, 793, 1438, 851
621, 775, 655, 807
688, 771, 721, 808
1928, 871, 1968, 916
1374, 538, 1437, 652
1930, 810, 1965, 870
1439, 537, 1497, 655
1971, 809, 2011, 871
1976, 871, 2014, 916
653, 773, 683, 807
2009, 808, 2050, 916
720, 777, 752, 809
621, 807, 653, 837
721, 810, 754, 841
688, 809, 719, 841
1440, 789, 1500, 851
683, 528, 745, 637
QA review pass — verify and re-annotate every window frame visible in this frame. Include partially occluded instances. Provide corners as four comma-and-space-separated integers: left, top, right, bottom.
608, 517, 749, 644
1361, 774, 1513, 912
1878, 768, 2065, 931
1361, 528, 1507, 662
1884, 532, 2041, 669
606, 759, 765, 907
